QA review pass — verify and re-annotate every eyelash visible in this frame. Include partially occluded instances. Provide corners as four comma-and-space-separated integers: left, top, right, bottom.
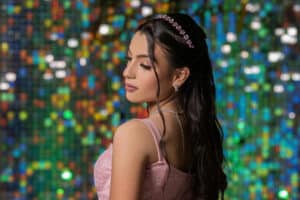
125, 56, 132, 63
125, 56, 152, 70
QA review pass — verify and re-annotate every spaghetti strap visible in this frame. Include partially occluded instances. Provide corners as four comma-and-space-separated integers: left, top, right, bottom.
137, 118, 165, 162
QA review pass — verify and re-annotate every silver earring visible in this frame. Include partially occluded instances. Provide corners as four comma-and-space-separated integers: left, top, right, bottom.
173, 85, 179, 92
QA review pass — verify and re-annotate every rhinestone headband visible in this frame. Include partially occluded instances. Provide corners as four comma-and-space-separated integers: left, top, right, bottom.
158, 14, 195, 48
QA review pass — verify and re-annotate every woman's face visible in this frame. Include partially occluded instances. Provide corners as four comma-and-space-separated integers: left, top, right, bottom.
123, 31, 175, 103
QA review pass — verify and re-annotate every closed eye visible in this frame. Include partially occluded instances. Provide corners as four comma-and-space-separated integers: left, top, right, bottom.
140, 63, 152, 70
126, 55, 152, 70
125, 56, 132, 62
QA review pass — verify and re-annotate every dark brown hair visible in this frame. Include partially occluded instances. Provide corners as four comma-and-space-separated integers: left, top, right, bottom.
136, 13, 227, 199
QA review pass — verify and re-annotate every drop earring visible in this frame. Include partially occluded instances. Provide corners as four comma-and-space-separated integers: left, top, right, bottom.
173, 84, 179, 92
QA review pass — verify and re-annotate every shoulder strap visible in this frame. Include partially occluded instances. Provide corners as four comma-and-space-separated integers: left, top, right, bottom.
138, 118, 164, 162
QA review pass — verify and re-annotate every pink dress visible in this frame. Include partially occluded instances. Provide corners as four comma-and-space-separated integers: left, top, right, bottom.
94, 118, 195, 200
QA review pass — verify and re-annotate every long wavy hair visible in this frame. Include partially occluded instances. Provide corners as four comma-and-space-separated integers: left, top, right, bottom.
136, 13, 227, 199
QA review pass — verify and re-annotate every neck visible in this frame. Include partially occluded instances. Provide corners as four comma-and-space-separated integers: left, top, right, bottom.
147, 94, 180, 114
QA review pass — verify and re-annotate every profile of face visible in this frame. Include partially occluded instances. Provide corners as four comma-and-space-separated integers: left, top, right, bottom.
123, 31, 176, 104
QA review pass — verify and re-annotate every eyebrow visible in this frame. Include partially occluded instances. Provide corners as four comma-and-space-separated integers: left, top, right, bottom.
127, 49, 149, 58
127, 49, 157, 63
136, 54, 150, 58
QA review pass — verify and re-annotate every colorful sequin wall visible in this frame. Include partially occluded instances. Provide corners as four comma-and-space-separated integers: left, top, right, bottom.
0, 0, 299, 199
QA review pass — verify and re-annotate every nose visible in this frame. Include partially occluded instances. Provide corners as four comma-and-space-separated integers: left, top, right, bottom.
122, 61, 136, 79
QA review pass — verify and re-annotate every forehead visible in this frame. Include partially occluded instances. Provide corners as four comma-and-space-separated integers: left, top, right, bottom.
129, 32, 148, 54
129, 32, 169, 66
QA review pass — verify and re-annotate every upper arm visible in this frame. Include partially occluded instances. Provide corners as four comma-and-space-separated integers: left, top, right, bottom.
110, 120, 150, 200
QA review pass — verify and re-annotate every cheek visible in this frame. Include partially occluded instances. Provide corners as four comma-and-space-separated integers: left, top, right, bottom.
140, 76, 158, 97
125, 73, 157, 103
142, 73, 172, 101
146, 70, 173, 99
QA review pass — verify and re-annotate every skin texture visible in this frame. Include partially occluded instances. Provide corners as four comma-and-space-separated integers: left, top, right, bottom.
123, 32, 174, 103
109, 32, 190, 200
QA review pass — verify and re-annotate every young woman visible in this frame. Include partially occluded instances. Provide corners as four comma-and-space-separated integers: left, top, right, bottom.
94, 13, 227, 200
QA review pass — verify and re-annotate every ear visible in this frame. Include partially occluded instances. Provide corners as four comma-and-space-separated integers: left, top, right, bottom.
171, 67, 190, 88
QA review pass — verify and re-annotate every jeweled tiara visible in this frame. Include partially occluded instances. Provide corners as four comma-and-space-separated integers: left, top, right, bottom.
158, 14, 195, 49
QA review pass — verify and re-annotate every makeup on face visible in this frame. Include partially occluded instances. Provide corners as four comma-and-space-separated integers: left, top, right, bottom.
124, 82, 138, 92
123, 32, 173, 103
126, 49, 153, 70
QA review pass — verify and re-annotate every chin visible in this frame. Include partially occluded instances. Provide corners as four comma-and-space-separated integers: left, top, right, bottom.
125, 94, 142, 103
125, 94, 154, 104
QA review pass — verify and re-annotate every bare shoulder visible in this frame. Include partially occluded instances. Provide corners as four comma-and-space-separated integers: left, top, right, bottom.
110, 119, 153, 199
112, 119, 153, 158
113, 119, 150, 140
115, 119, 148, 133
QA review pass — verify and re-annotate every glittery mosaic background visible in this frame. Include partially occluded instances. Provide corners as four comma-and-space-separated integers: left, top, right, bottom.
0, 0, 299, 199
